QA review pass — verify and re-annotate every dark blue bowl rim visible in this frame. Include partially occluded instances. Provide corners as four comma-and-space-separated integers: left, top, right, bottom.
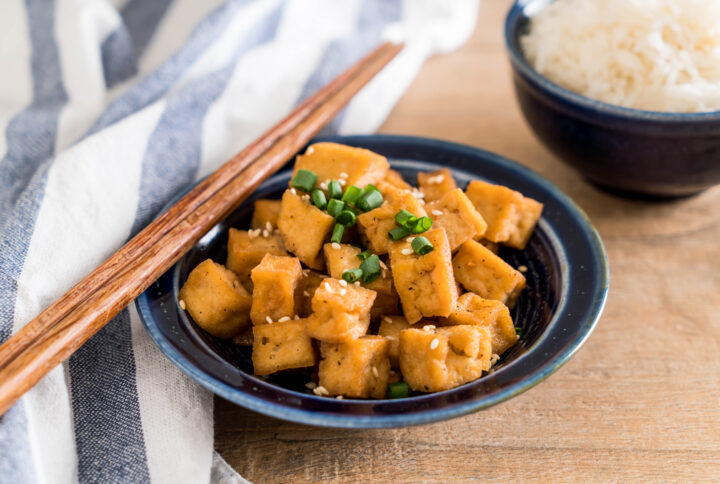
505, 0, 720, 122
136, 134, 609, 428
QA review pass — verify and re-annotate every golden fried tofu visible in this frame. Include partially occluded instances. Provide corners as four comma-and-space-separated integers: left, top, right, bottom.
378, 315, 413, 368
250, 254, 303, 325
318, 336, 390, 398
398, 325, 491, 393
323, 243, 399, 319
293, 142, 389, 188
465, 180, 543, 250
388, 228, 458, 323
252, 319, 315, 375
226, 228, 287, 291
417, 168, 457, 203
297, 270, 327, 318
442, 293, 518, 355
306, 278, 376, 343
356, 184, 427, 255
278, 188, 334, 270
382, 169, 412, 191
452, 240, 526, 308
179, 259, 252, 339
250, 199, 282, 230
427, 188, 487, 251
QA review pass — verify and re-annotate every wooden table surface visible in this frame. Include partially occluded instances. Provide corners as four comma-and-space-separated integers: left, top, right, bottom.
215, 1, 720, 481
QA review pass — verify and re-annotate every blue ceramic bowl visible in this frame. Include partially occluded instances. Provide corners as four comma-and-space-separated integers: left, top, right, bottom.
505, 0, 720, 199
136, 135, 609, 428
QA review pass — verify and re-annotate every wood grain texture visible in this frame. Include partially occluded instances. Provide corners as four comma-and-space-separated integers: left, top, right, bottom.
214, 1, 720, 482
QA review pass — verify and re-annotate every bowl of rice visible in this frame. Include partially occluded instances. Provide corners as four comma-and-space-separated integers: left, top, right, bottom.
505, 0, 720, 198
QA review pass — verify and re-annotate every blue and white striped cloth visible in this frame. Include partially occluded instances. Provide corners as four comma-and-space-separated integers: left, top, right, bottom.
0, 0, 478, 482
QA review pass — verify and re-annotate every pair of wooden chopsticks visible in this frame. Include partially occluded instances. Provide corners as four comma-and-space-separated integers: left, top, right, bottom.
0, 42, 403, 415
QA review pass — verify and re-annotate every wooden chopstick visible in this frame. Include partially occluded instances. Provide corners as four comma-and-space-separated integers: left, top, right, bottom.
0, 42, 400, 373
0, 42, 403, 415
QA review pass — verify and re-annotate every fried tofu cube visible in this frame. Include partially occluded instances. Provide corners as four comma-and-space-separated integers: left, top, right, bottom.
398, 325, 491, 393
427, 188, 487, 251
293, 142, 389, 188
252, 319, 316, 375
226, 228, 287, 290
356, 184, 427, 255
382, 169, 412, 191
442, 293, 518, 355
179, 259, 252, 339
250, 254, 303, 325
297, 270, 327, 318
250, 199, 281, 230
278, 188, 334, 270
306, 278, 376, 343
388, 228, 458, 323
418, 168, 457, 203
465, 180, 543, 250
323, 243, 399, 319
452, 240, 526, 308
318, 336, 391, 398
378, 315, 413, 368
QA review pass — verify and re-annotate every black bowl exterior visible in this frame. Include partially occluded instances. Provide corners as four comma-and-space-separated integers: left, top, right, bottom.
506, 1, 720, 198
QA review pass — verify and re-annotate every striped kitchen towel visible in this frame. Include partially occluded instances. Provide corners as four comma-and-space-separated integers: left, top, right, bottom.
0, 0, 478, 482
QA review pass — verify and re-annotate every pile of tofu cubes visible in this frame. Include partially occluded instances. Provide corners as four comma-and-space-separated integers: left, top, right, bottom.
179, 143, 543, 398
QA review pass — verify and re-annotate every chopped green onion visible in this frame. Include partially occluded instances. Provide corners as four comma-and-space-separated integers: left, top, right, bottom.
388, 226, 411, 241
395, 209, 417, 228
357, 190, 383, 212
341, 185, 362, 205
336, 210, 357, 227
343, 203, 359, 215
357, 250, 373, 261
290, 169, 317, 192
363, 184, 380, 194
327, 180, 343, 199
330, 223, 345, 243
411, 236, 434, 255
342, 268, 363, 283
327, 199, 344, 217
410, 216, 433, 234
359, 254, 381, 283
310, 189, 327, 210
387, 382, 410, 399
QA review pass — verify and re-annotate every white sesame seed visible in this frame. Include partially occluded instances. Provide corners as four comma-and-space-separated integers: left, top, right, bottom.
301, 194, 311, 202
338, 178, 347, 186
331, 242, 341, 250
306, 146, 315, 154
336, 395, 344, 400
339, 172, 349, 179
401, 248, 413, 256
338, 279, 348, 287
407, 237, 415, 243
490, 353, 500, 365
411, 190, 424, 199
302, 269, 310, 275
313, 385, 329, 396
378, 260, 388, 270
431, 209, 443, 216
372, 366, 379, 378
290, 188, 297, 195
423, 324, 436, 332
265, 221, 272, 231
262, 229, 269, 237
319, 181, 328, 190
427, 174, 445, 184
305, 381, 317, 389
265, 316, 273, 324
178, 299, 186, 310
385, 335, 397, 341
323, 282, 333, 293
294, 315, 300, 320
303, 290, 310, 297
353, 281, 361, 287
383, 316, 393, 323
339, 288, 347, 296
278, 316, 290, 322
518, 265, 528, 272
430, 338, 440, 350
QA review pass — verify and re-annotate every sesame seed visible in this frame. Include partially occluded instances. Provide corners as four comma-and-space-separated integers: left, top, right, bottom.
319, 181, 328, 190
313, 385, 329, 396
265, 316, 273, 324
383, 316, 393, 323
265, 222, 272, 231
303, 291, 310, 297
431, 209, 443, 216
305, 381, 317, 389
430, 338, 440, 350
338, 279, 348, 287
338, 178, 346, 186
331, 242, 341, 249
262, 229, 269, 237
427, 174, 445, 184
301, 194, 310, 202
407, 237, 415, 243
278, 316, 290, 322
302, 269, 310, 275
338, 288, 347, 296
353, 281, 360, 287
294, 315, 300, 320
372, 366, 379, 378
178, 299, 186, 310
423, 325, 436, 332
323, 282, 333, 293
411, 190, 424, 199
290, 188, 297, 195
490, 353, 500, 365
518, 265, 528, 272
335, 395, 344, 400
306, 146, 315, 154
378, 260, 388, 270
401, 248, 413, 256
339, 172, 349, 179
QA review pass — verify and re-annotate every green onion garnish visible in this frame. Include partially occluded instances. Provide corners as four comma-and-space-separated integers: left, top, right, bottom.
388, 226, 411, 241
387, 382, 410, 399
290, 169, 317, 192
359, 254, 381, 283
327, 180, 343, 199
336, 210, 357, 227
395, 209, 417, 228
357, 189, 383, 212
327, 199, 344, 217
310, 188, 327, 210
330, 223, 345, 243
341, 185, 362, 205
410, 216, 433, 234
342, 268, 363, 283
411, 236, 434, 255
357, 250, 373, 261
363, 184, 380, 194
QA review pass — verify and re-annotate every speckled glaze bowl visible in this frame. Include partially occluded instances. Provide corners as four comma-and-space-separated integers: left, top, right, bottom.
505, 0, 720, 199
136, 135, 609, 428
